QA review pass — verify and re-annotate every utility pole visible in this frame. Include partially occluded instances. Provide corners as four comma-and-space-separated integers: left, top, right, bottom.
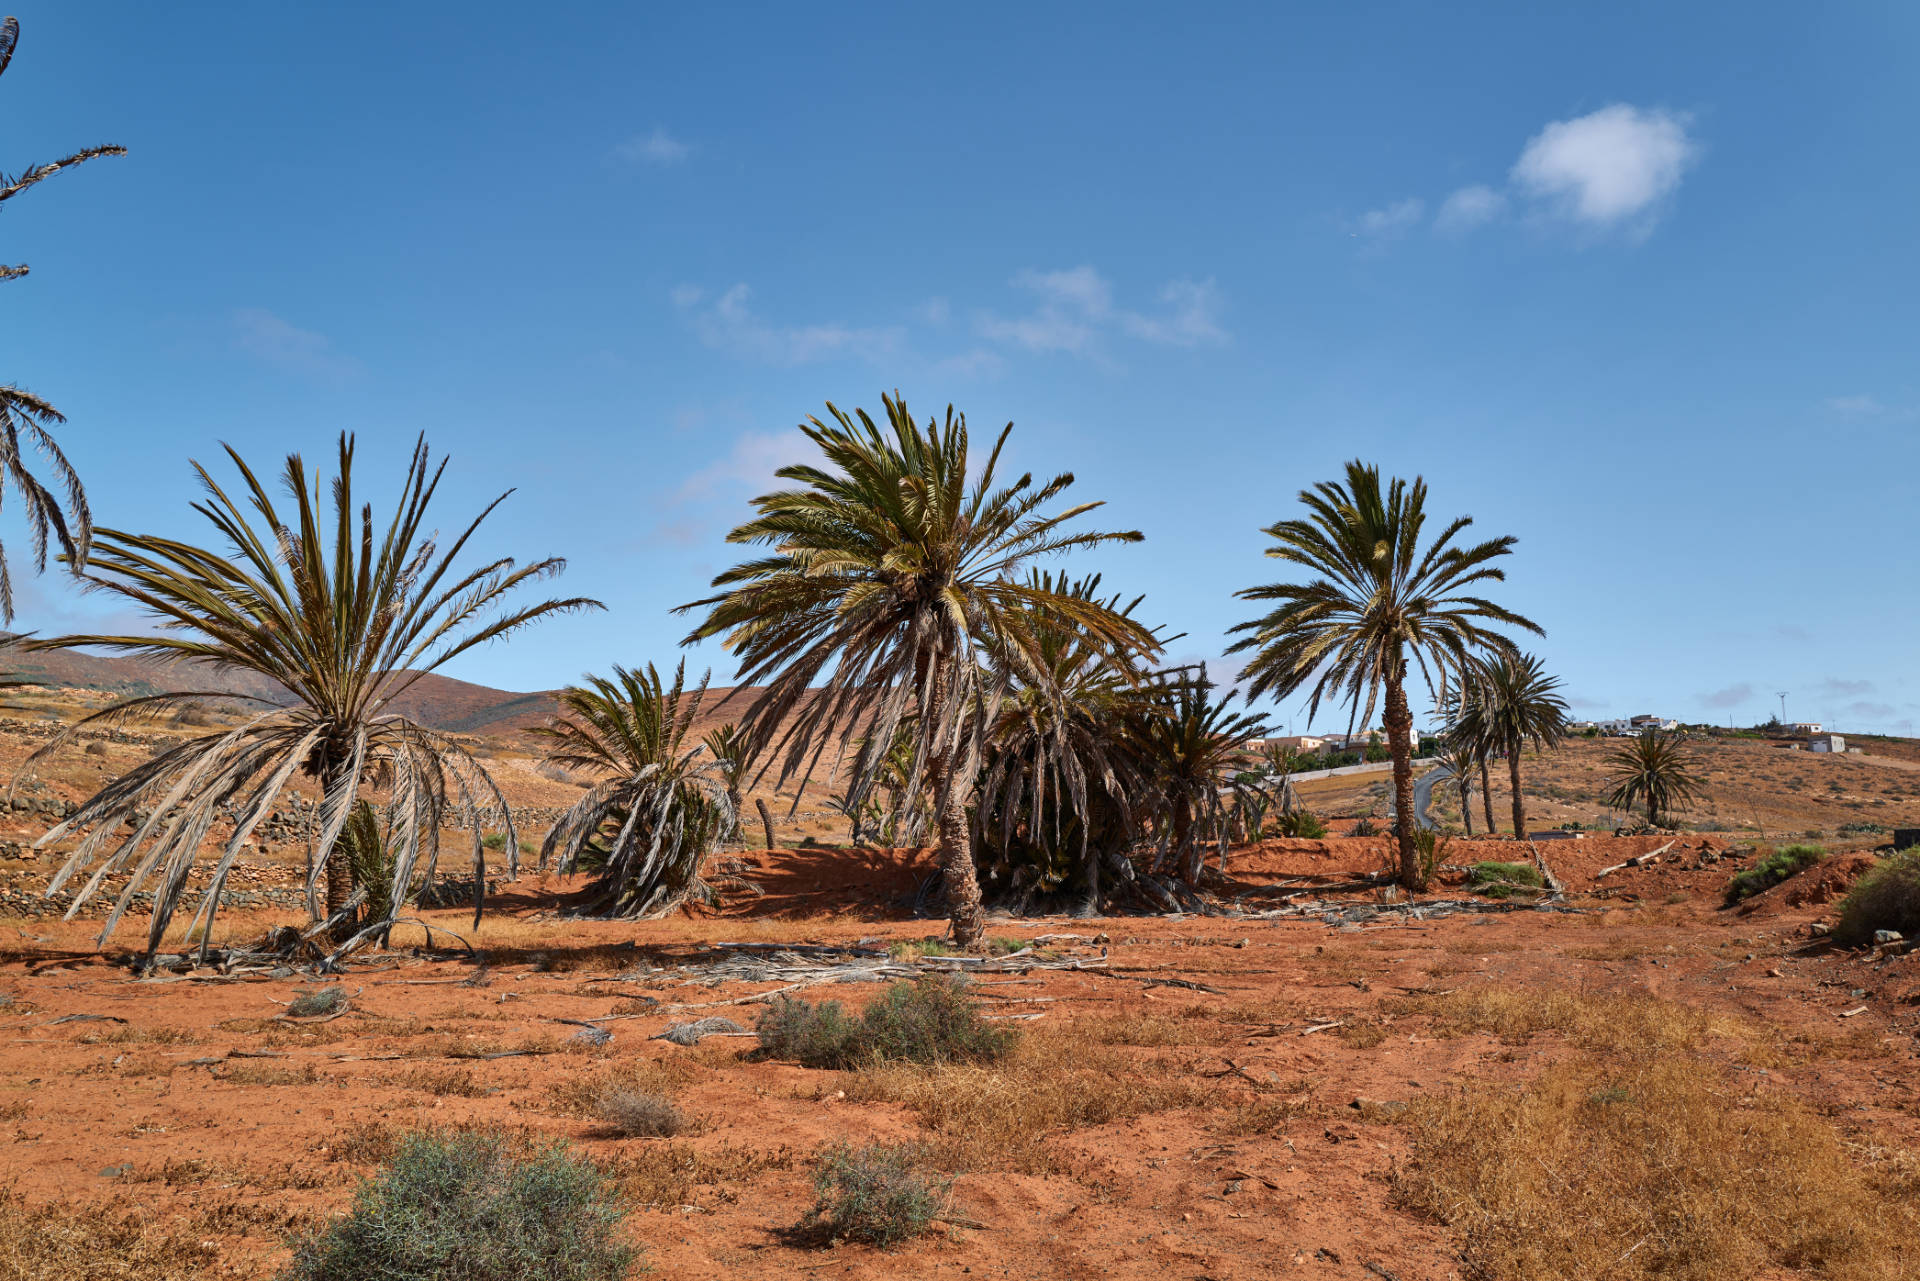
1776, 691, 1788, 726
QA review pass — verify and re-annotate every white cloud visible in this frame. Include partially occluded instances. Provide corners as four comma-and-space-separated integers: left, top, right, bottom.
675, 283, 903, 366
978, 266, 1227, 356
1434, 184, 1507, 233
675, 428, 818, 502
1510, 104, 1696, 227
231, 308, 359, 380
612, 127, 690, 165
1356, 198, 1425, 237
1120, 277, 1227, 347
1698, 682, 1754, 710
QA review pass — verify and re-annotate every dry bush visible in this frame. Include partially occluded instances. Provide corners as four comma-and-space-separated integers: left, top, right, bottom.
544, 1060, 695, 1119
1394, 1052, 1920, 1281
78, 1025, 201, 1046
605, 1142, 798, 1208
804, 1142, 950, 1247
838, 1026, 1214, 1174
593, 1090, 689, 1138
0, 1188, 228, 1281
1835, 847, 1920, 945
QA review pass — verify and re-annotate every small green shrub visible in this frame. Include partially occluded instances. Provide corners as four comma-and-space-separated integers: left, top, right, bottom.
1834, 848, 1920, 946
1350, 817, 1379, 838
286, 985, 349, 1018
1274, 809, 1328, 839
1838, 822, 1886, 837
278, 1129, 637, 1281
1467, 861, 1544, 899
1725, 844, 1825, 903
756, 976, 1015, 1069
803, 1142, 950, 1247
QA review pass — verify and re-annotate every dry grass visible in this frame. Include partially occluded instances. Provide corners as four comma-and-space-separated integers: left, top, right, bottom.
542, 1058, 697, 1119
837, 1024, 1216, 1174
1393, 986, 1758, 1056
1394, 1052, 1920, 1280
374, 1065, 491, 1097
605, 1142, 799, 1208
0, 1188, 230, 1281
592, 1089, 690, 1138
222, 1061, 323, 1087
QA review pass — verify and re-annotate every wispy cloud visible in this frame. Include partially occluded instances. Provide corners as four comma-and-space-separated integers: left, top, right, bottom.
1510, 104, 1697, 231
612, 126, 690, 166
1844, 700, 1897, 723
674, 284, 904, 366
1815, 678, 1875, 698
978, 266, 1227, 358
1698, 682, 1755, 710
1355, 198, 1425, 238
675, 428, 817, 502
231, 308, 359, 380
1435, 184, 1506, 233
1826, 394, 1884, 415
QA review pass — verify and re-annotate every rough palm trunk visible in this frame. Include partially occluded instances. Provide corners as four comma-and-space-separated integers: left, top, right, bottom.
320, 757, 356, 930
756, 797, 776, 851
1507, 738, 1528, 841
1458, 774, 1474, 836
1174, 793, 1198, 886
925, 656, 986, 947
1479, 757, 1497, 834
1384, 670, 1419, 889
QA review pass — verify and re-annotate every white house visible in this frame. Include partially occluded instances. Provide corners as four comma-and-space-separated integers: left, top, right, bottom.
1809, 733, 1846, 754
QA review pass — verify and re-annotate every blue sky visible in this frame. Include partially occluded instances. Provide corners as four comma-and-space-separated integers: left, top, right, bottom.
5, 2, 1916, 734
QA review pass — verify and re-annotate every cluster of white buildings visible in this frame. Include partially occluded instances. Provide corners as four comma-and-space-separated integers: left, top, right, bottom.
1571, 714, 1680, 736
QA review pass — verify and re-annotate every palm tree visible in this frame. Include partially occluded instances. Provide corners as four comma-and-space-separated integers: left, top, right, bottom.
0, 15, 124, 619
1129, 667, 1270, 887
975, 571, 1165, 909
701, 722, 758, 843
535, 662, 734, 917
24, 435, 599, 960
1229, 460, 1541, 889
677, 394, 1156, 946
1451, 652, 1568, 841
1435, 735, 1480, 836
1604, 729, 1703, 829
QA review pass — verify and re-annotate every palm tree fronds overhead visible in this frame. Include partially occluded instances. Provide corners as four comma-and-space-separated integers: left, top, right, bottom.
24, 434, 601, 960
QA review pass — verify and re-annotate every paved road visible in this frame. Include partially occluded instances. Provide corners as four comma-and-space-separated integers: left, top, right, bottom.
1409, 764, 1453, 831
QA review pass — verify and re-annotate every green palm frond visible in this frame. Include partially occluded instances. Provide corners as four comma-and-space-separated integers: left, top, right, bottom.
1127, 666, 1271, 885
534, 661, 734, 917
1446, 651, 1569, 839
23, 434, 600, 961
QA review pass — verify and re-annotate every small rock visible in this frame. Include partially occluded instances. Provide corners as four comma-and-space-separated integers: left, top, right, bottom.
1873, 930, 1904, 946
98, 1163, 133, 1179
1808, 922, 1832, 938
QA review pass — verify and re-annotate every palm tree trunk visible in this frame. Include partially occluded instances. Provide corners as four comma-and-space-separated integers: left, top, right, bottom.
1384, 669, 1419, 889
756, 797, 776, 850
1507, 739, 1528, 841
1479, 756, 1497, 834
925, 657, 986, 947
1458, 775, 1474, 836
320, 757, 356, 928
1174, 793, 1198, 886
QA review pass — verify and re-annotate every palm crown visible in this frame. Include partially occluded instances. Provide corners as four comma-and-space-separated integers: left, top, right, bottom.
1449, 651, 1569, 840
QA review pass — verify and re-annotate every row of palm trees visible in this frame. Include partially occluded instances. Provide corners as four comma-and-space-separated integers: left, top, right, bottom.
9, 392, 1698, 958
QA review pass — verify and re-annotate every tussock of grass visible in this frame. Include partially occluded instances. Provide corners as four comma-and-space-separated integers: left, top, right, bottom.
1835, 847, 1920, 945
837, 1026, 1213, 1174
284, 986, 349, 1019
756, 976, 1014, 1069
224, 1061, 323, 1087
1073, 1011, 1234, 1046
376, 1066, 490, 1098
1394, 1053, 1920, 1281
0, 1188, 224, 1281
1466, 861, 1543, 898
545, 1060, 696, 1119
1725, 844, 1825, 903
887, 935, 1025, 961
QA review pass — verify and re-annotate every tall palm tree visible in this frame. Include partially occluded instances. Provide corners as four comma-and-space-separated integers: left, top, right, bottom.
535, 662, 734, 917
24, 435, 598, 959
975, 571, 1165, 909
677, 394, 1156, 946
1604, 729, 1703, 829
1229, 460, 1541, 888
1452, 652, 1568, 840
0, 15, 124, 619
1128, 667, 1271, 887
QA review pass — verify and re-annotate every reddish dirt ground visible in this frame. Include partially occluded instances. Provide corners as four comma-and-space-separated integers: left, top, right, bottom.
0, 837, 1914, 1279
